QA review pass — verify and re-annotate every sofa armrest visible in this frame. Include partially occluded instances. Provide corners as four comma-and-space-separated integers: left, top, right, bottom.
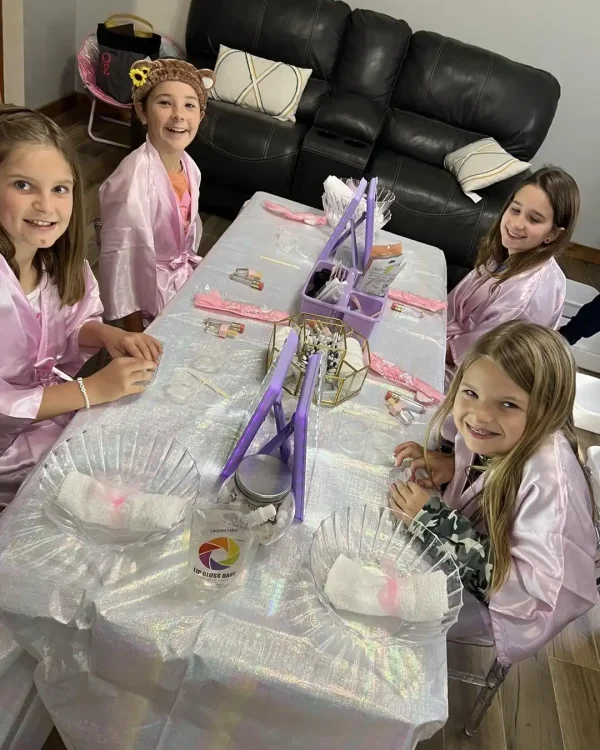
315, 93, 386, 143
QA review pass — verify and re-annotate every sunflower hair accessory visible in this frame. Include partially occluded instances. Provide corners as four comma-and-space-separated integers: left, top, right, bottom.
130, 65, 150, 88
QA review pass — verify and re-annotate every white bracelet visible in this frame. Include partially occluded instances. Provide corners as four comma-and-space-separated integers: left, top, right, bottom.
77, 377, 90, 410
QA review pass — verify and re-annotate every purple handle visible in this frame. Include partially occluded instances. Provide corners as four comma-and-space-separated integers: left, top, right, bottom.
350, 218, 358, 271
220, 329, 299, 479
320, 178, 368, 262
292, 352, 322, 521
363, 177, 378, 270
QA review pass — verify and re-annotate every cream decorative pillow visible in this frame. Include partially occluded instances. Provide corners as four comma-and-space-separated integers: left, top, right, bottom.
209, 45, 312, 123
445, 138, 530, 195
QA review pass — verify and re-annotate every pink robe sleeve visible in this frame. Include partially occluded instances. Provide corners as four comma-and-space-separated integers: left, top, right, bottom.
0, 263, 102, 451
447, 262, 566, 367
99, 150, 158, 320
488, 435, 598, 665
60, 262, 104, 376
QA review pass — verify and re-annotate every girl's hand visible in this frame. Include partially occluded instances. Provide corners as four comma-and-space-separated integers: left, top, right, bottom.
102, 327, 162, 363
393, 441, 424, 466
389, 481, 433, 520
394, 442, 455, 490
84, 358, 156, 406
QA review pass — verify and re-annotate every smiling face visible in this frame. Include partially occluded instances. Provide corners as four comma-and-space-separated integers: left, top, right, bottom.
500, 184, 561, 255
0, 144, 74, 254
453, 357, 529, 457
138, 81, 203, 159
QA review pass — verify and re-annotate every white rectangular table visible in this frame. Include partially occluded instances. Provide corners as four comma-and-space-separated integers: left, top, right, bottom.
0, 192, 448, 750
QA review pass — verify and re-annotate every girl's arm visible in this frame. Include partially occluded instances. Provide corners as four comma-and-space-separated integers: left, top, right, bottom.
78, 321, 161, 362
35, 357, 156, 422
412, 496, 492, 603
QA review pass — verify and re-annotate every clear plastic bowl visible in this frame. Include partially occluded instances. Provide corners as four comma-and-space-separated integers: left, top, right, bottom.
40, 425, 200, 548
310, 504, 463, 645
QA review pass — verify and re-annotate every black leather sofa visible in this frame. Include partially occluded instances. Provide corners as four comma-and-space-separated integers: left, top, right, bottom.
132, 0, 560, 288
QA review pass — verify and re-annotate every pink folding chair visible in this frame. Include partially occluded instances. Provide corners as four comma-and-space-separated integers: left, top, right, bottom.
76, 33, 184, 149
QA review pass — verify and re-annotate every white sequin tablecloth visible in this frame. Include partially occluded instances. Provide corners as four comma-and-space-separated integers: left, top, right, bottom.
0, 192, 448, 750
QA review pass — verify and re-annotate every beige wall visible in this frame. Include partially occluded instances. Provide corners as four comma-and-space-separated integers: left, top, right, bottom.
132, 0, 190, 46
3, 0, 26, 104
351, 0, 600, 248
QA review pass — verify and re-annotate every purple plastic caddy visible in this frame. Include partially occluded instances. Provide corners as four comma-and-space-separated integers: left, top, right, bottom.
300, 177, 389, 339
221, 330, 322, 522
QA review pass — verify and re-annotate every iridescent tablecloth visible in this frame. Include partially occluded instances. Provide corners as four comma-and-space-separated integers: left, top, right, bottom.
0, 192, 448, 750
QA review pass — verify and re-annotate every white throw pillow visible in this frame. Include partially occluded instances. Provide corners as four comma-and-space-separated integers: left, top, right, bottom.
209, 45, 312, 123
444, 138, 530, 194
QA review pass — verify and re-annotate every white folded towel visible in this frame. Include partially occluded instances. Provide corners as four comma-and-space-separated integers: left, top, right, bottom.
324, 554, 448, 623
57, 471, 189, 533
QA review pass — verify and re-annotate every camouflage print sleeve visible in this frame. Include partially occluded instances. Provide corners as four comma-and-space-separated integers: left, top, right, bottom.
410, 496, 493, 604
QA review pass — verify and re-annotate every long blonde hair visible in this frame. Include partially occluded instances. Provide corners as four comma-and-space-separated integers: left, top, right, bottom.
0, 105, 86, 306
426, 321, 588, 593
475, 166, 580, 285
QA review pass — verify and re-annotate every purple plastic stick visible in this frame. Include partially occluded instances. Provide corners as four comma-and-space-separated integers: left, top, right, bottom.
273, 398, 291, 464
292, 351, 322, 521
220, 329, 299, 479
363, 176, 378, 270
320, 178, 368, 262
350, 218, 358, 270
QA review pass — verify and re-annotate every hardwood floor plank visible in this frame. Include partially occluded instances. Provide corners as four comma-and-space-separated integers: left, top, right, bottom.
501, 649, 564, 750
558, 258, 594, 287
547, 604, 600, 672
417, 727, 445, 749
549, 657, 600, 750
444, 643, 507, 750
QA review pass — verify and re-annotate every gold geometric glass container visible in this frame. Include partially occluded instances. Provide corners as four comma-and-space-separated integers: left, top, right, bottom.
268, 313, 370, 406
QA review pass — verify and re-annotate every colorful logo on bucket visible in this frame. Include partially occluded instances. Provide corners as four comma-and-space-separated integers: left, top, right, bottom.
198, 537, 240, 571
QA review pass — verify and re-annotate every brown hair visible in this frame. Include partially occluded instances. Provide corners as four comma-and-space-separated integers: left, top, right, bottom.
474, 166, 580, 285
0, 105, 86, 306
426, 321, 590, 594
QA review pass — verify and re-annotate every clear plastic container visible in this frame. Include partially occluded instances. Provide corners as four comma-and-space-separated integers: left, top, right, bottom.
310, 504, 463, 645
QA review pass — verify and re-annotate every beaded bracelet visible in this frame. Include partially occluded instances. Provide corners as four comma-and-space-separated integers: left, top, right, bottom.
76, 377, 90, 410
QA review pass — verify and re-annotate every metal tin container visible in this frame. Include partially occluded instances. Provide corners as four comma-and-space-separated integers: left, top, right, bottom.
234, 454, 292, 509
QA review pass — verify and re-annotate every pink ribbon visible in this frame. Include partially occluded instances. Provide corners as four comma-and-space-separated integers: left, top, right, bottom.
370, 352, 444, 404
193, 290, 288, 323
168, 254, 191, 270
388, 290, 446, 313
263, 200, 327, 226
378, 574, 400, 615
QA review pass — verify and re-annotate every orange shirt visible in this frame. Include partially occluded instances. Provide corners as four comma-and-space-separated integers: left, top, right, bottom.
169, 169, 191, 233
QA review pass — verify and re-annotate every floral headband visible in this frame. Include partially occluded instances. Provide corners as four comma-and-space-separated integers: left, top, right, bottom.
130, 59, 215, 109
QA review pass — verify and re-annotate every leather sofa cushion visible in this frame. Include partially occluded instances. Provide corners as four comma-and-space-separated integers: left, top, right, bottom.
333, 10, 411, 105
369, 148, 529, 272
381, 109, 489, 168
189, 100, 307, 197
296, 78, 331, 123
315, 94, 386, 142
186, 0, 351, 81
392, 31, 560, 161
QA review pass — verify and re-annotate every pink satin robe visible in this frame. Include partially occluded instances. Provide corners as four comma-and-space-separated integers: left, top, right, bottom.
447, 259, 566, 379
443, 419, 598, 665
99, 138, 202, 322
0, 256, 103, 506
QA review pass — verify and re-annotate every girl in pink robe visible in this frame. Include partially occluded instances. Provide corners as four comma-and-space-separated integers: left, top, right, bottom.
446, 167, 580, 381
0, 106, 161, 506
99, 59, 215, 332
392, 321, 598, 666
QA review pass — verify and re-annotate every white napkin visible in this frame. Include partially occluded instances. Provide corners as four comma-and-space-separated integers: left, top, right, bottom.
324, 554, 448, 622
324, 176, 356, 200
57, 471, 189, 532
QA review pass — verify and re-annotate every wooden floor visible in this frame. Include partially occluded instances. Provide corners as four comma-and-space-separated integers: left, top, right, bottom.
41, 108, 600, 750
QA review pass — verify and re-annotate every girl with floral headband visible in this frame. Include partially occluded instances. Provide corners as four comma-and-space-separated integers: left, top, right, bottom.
99, 59, 215, 331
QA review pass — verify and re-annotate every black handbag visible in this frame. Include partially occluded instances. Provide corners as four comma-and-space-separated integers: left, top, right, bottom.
96, 14, 161, 104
